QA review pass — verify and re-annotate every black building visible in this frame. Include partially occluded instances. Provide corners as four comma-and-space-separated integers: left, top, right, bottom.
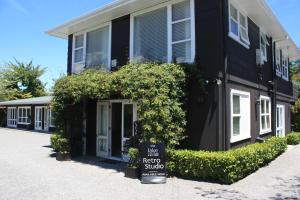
0, 96, 55, 132
47, 0, 300, 159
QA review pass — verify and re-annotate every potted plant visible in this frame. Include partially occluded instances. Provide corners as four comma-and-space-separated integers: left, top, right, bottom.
124, 148, 140, 179
55, 137, 71, 161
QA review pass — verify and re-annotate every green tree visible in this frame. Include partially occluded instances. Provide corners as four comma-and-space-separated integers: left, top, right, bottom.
0, 60, 47, 100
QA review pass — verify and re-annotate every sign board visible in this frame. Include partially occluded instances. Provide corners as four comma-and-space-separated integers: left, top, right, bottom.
140, 142, 166, 184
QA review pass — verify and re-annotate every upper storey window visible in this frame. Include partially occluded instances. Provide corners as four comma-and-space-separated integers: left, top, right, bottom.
131, 0, 195, 64
73, 24, 111, 74
260, 32, 269, 62
229, 2, 250, 48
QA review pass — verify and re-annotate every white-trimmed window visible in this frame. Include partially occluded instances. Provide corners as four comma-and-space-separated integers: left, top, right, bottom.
7, 107, 17, 127
276, 105, 285, 137
18, 107, 31, 124
230, 89, 251, 143
73, 24, 111, 73
131, 0, 195, 64
260, 96, 271, 134
48, 108, 54, 127
229, 2, 250, 48
260, 32, 269, 62
282, 55, 289, 81
276, 47, 281, 76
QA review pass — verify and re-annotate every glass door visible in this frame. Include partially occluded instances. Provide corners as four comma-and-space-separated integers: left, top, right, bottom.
35, 107, 43, 130
7, 107, 17, 128
97, 102, 110, 158
276, 105, 285, 137
44, 107, 49, 131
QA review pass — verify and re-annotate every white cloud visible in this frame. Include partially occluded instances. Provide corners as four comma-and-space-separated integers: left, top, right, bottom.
8, 0, 29, 16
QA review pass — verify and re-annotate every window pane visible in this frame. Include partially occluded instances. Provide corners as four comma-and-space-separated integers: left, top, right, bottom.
261, 100, 265, 114
134, 7, 168, 63
100, 105, 108, 136
266, 116, 270, 129
239, 13, 246, 28
233, 117, 240, 136
172, 20, 191, 42
266, 100, 270, 113
124, 104, 133, 138
230, 5, 238, 21
172, 0, 190, 21
232, 95, 240, 114
262, 116, 266, 130
239, 27, 249, 44
230, 19, 238, 36
75, 35, 84, 48
86, 26, 109, 69
74, 49, 84, 63
172, 41, 191, 63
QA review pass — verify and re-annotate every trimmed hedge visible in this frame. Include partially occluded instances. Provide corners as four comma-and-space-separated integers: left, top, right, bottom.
129, 137, 287, 184
286, 132, 300, 145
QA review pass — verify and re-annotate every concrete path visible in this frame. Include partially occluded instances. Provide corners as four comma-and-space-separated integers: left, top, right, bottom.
0, 128, 299, 200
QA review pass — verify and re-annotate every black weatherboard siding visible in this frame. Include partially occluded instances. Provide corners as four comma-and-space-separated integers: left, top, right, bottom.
111, 15, 130, 70
67, 34, 73, 75
184, 0, 225, 151
86, 99, 97, 156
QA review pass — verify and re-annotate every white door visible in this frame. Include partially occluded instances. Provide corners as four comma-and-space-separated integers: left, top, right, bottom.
97, 102, 110, 158
35, 107, 43, 130
7, 107, 17, 128
276, 105, 285, 137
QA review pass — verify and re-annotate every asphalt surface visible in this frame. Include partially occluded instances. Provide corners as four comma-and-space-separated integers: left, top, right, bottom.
0, 128, 299, 200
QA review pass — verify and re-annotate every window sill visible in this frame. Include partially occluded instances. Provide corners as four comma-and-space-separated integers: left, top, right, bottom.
228, 33, 250, 49
230, 135, 251, 143
18, 123, 30, 125
260, 129, 272, 135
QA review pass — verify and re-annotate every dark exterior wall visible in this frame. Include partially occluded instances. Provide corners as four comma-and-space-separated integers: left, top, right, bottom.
111, 15, 130, 70
183, 0, 225, 151
86, 99, 97, 156
67, 34, 73, 75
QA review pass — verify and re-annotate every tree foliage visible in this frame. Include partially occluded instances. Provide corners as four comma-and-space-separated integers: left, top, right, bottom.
53, 63, 188, 148
0, 60, 47, 100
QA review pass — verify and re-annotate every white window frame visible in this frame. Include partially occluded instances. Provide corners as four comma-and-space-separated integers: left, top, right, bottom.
282, 54, 289, 81
260, 31, 269, 62
18, 107, 31, 125
230, 89, 251, 143
275, 47, 281, 77
129, 0, 195, 64
72, 22, 112, 73
7, 107, 17, 128
228, 0, 250, 49
260, 96, 272, 134
48, 108, 55, 127
276, 104, 285, 137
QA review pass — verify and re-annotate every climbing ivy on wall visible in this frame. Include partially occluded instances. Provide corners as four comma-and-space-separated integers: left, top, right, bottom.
52, 63, 190, 148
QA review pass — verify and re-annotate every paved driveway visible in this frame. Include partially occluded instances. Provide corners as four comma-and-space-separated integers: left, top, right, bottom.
0, 128, 300, 200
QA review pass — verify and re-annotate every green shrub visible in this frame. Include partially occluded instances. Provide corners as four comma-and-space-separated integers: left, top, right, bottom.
50, 134, 70, 153
167, 137, 287, 184
128, 137, 286, 184
52, 63, 193, 148
128, 148, 139, 168
286, 132, 300, 145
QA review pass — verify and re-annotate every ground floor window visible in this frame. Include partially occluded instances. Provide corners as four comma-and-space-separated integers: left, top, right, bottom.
276, 105, 285, 137
48, 108, 54, 127
260, 96, 271, 134
230, 89, 251, 143
7, 107, 17, 127
18, 107, 31, 124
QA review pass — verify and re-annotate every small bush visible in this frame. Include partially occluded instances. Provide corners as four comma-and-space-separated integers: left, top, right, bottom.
128, 148, 139, 168
167, 137, 287, 184
50, 134, 70, 154
286, 132, 300, 145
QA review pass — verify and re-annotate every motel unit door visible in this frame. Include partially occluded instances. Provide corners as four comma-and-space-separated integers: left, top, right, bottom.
7, 107, 17, 128
96, 102, 110, 158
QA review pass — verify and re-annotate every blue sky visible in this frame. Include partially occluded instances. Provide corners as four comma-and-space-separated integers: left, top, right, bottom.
0, 0, 299, 91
